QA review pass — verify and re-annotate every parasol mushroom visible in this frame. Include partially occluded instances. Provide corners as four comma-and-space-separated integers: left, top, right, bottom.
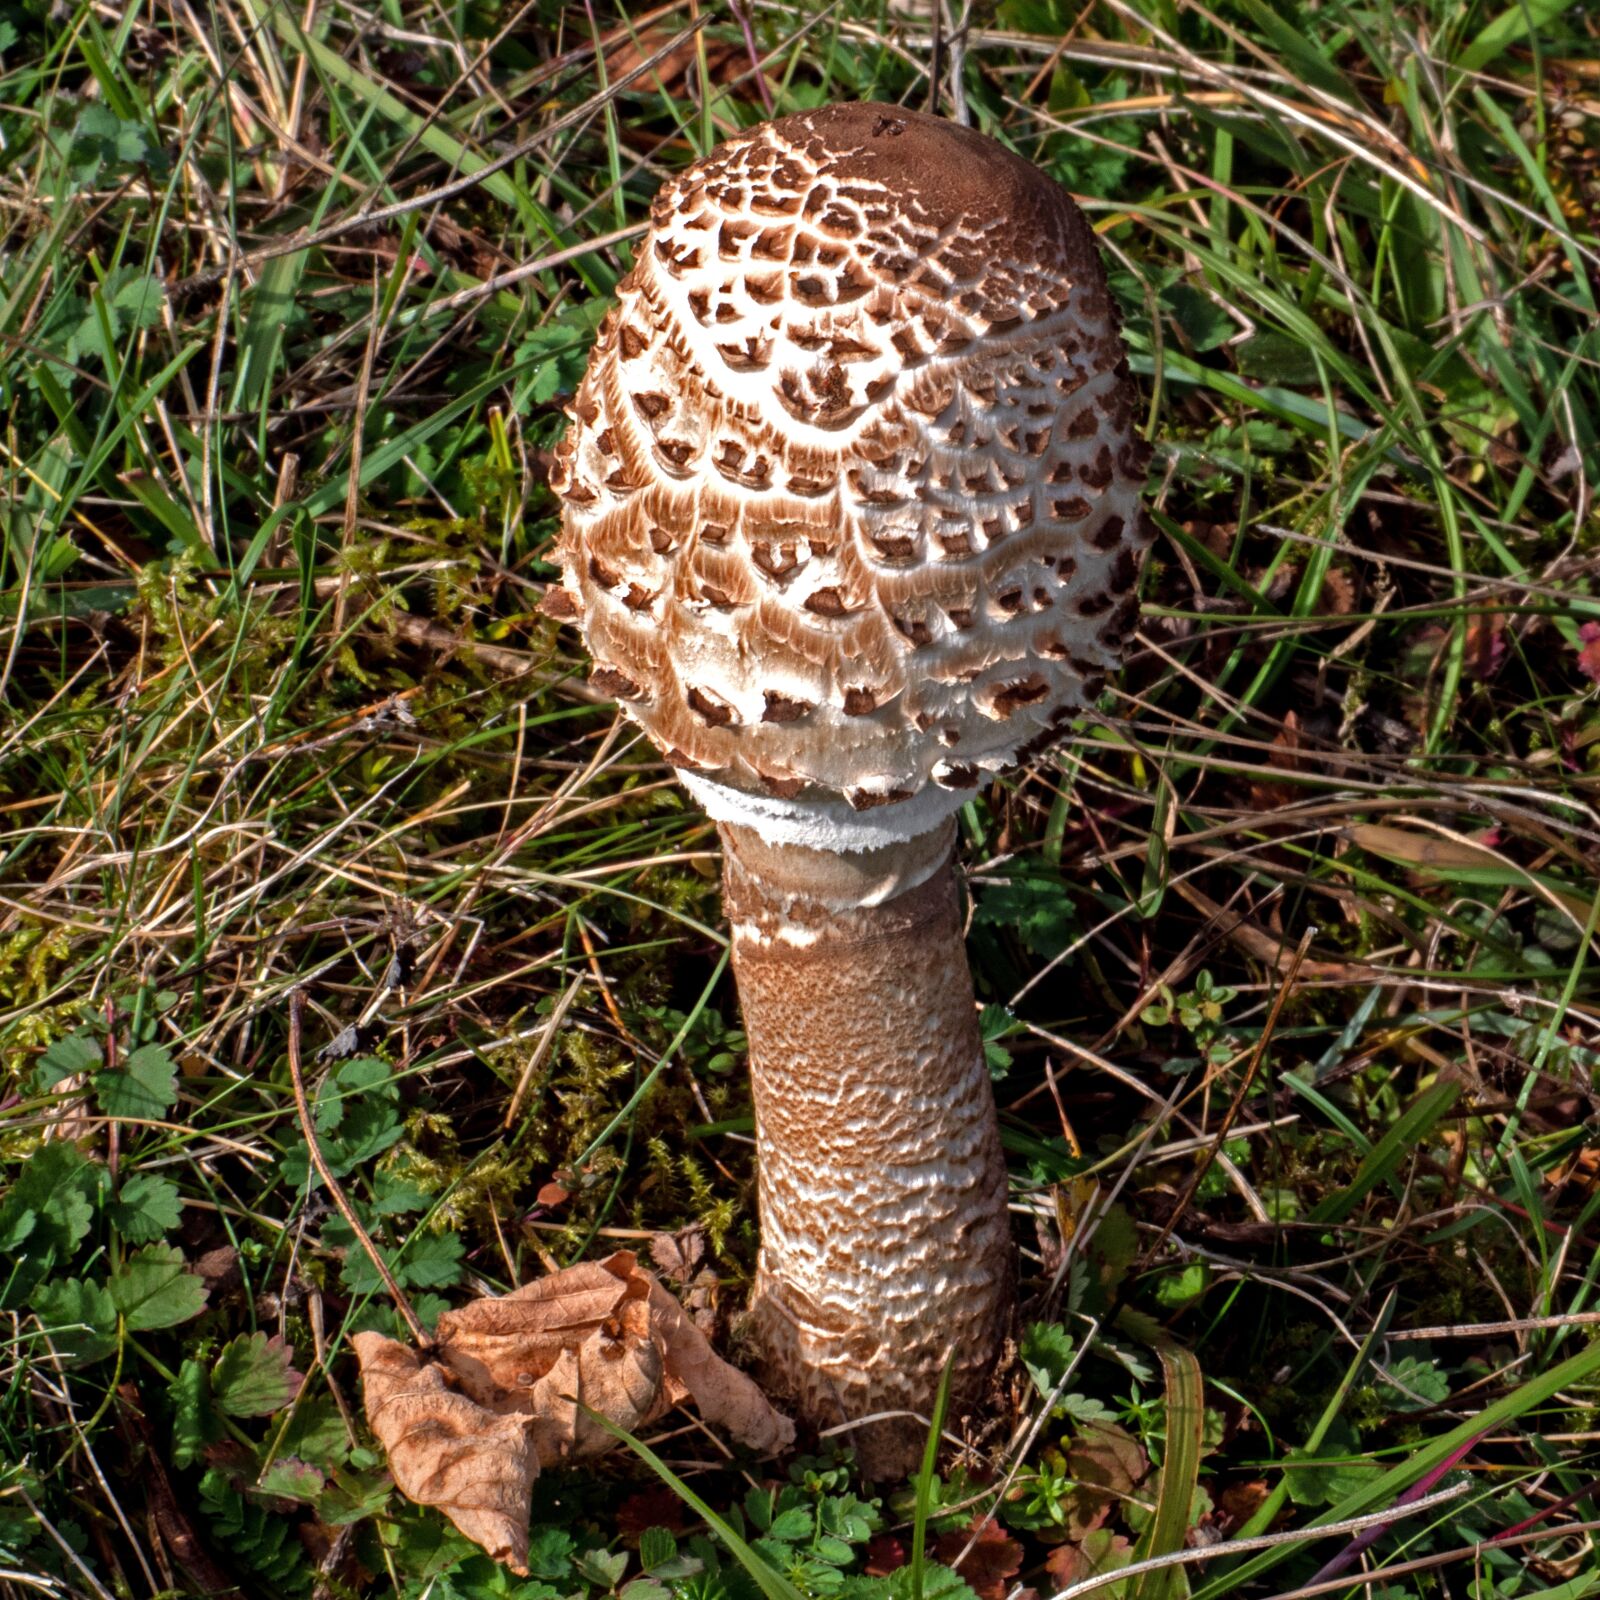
548, 102, 1150, 1476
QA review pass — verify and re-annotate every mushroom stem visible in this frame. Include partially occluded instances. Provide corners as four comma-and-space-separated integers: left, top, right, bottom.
717, 818, 1012, 1478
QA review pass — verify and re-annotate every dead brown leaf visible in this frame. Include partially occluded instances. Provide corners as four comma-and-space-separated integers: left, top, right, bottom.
354, 1252, 793, 1571
352, 1334, 540, 1572
649, 1226, 706, 1282
1215, 1478, 1272, 1533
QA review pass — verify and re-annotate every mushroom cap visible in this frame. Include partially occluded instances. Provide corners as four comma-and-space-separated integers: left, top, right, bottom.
551, 102, 1150, 814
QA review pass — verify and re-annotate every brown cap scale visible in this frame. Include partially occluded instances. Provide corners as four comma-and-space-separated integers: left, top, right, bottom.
552, 103, 1149, 1473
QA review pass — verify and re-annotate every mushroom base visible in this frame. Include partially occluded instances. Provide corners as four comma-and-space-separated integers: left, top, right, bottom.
718, 820, 1013, 1479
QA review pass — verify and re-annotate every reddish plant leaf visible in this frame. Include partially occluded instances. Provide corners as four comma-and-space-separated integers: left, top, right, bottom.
616, 1485, 692, 1539
1044, 1530, 1134, 1589
1578, 622, 1600, 684
864, 1535, 907, 1575
1057, 1422, 1149, 1539
935, 1518, 1023, 1600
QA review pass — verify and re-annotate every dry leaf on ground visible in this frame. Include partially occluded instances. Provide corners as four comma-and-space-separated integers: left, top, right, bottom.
354, 1251, 793, 1571
352, 1334, 540, 1571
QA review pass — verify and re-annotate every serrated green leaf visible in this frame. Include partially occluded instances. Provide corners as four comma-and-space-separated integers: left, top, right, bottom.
621, 1582, 669, 1600
0, 1144, 98, 1301
1164, 283, 1235, 354
95, 1042, 177, 1119
371, 1169, 432, 1214
34, 1277, 118, 1364
111, 274, 164, 329
768, 1509, 814, 1542
108, 1172, 182, 1243
335, 1227, 464, 1294
212, 1332, 303, 1416
315, 1465, 393, 1526
286, 1095, 404, 1183
524, 1526, 575, 1580
575, 1547, 629, 1589
1021, 1321, 1075, 1402
36, 1031, 100, 1088
745, 1486, 774, 1531
110, 1244, 207, 1330
639, 1528, 678, 1573
335, 1057, 399, 1096
256, 1457, 324, 1501
1379, 1354, 1451, 1411
887, 1564, 977, 1600
276, 1395, 351, 1473
0, 1206, 35, 1255
974, 868, 1078, 959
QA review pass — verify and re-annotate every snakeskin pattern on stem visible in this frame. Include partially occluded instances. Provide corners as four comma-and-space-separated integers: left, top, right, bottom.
717, 820, 1012, 1477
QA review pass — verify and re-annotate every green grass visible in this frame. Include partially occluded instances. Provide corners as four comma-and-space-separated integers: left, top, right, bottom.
3, 1, 1600, 1598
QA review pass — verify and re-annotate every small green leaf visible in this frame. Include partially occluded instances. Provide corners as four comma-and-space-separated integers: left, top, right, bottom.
1163, 283, 1234, 353
371, 1169, 432, 1214
639, 1529, 678, 1573
111, 274, 165, 329
524, 1527, 576, 1580
36, 1032, 100, 1088
1151, 1262, 1207, 1310
108, 1172, 182, 1243
1235, 331, 1321, 386
0, 1144, 99, 1300
315, 1465, 394, 1526
1021, 1322, 1075, 1404
256, 1458, 325, 1501
974, 868, 1078, 959
575, 1547, 629, 1589
110, 1244, 207, 1330
887, 1565, 977, 1600
96, 1043, 178, 1119
277, 1396, 351, 1474
620, 1581, 669, 1600
212, 1332, 303, 1416
1378, 1354, 1451, 1411
768, 1509, 815, 1543
34, 1277, 118, 1364
335, 1228, 464, 1295
745, 1487, 774, 1532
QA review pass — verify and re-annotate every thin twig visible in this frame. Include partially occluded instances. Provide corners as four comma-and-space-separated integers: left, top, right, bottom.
286, 990, 432, 1347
